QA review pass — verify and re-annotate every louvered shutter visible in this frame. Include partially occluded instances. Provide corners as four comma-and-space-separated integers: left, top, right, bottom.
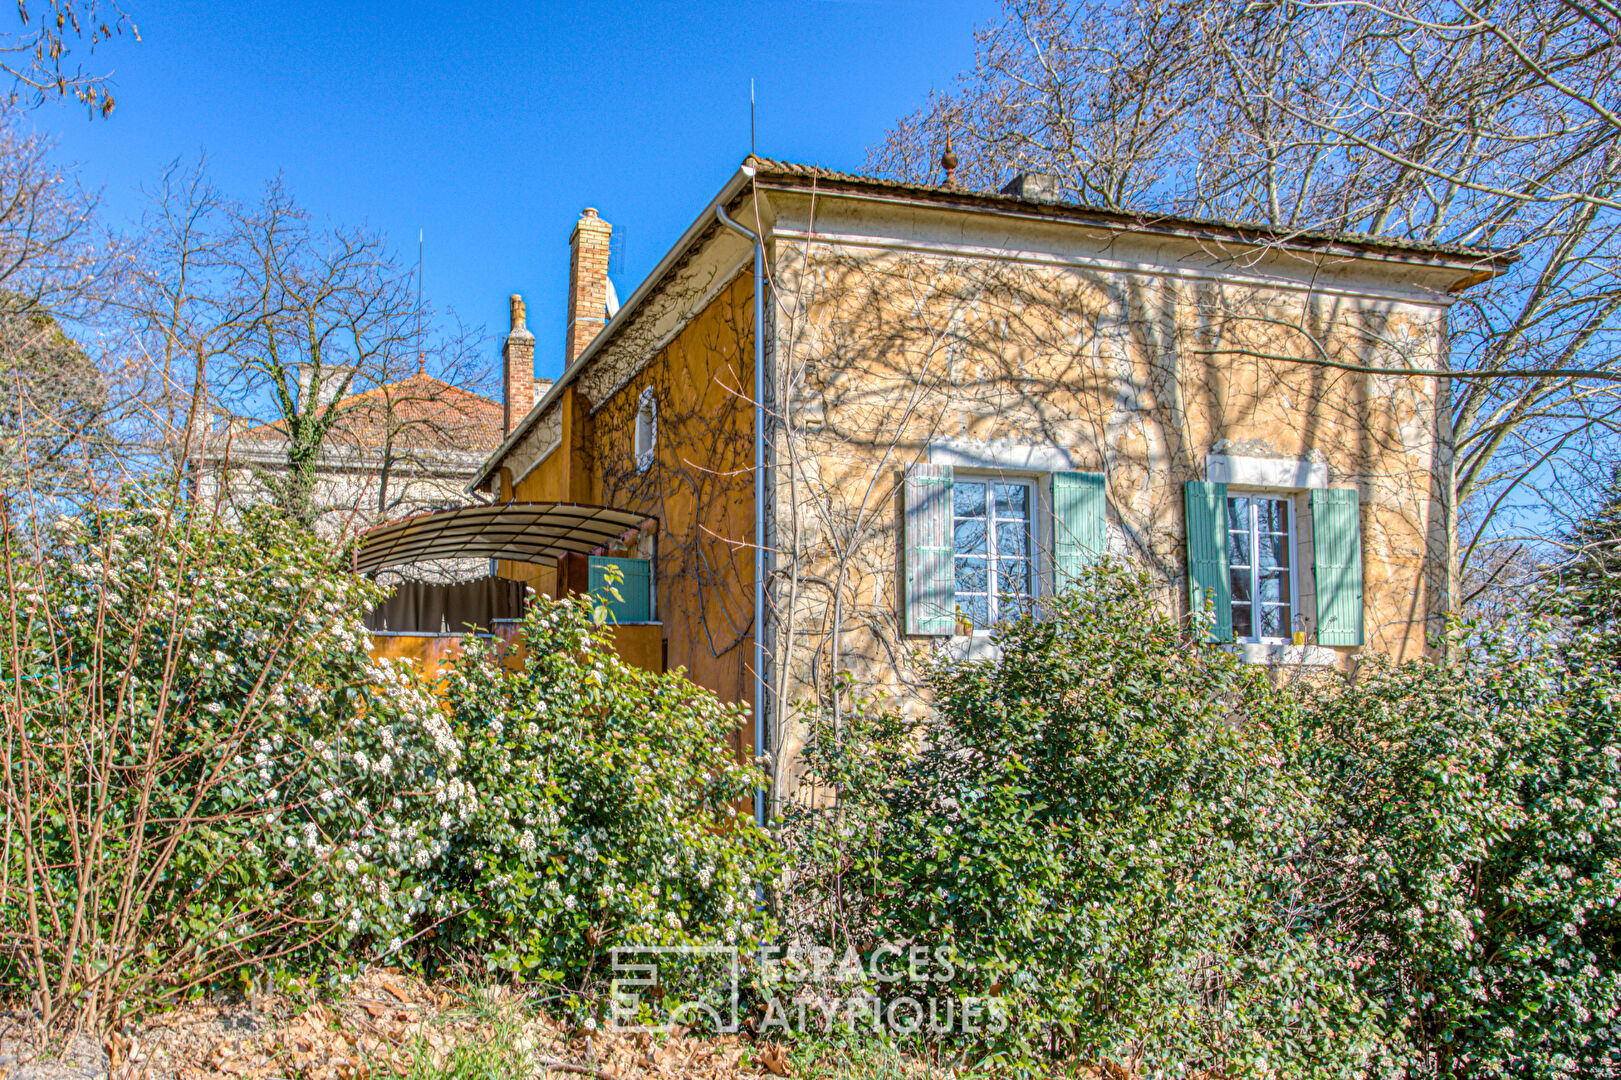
588, 557, 652, 623
1184, 480, 1232, 641
1310, 488, 1363, 646
903, 463, 955, 635
1052, 471, 1107, 589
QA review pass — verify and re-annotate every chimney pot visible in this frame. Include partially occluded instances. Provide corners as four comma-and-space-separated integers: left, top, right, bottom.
502, 292, 537, 437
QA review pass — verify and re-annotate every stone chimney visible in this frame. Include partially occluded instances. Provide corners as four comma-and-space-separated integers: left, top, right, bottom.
566, 207, 613, 367
503, 294, 536, 436
1000, 172, 1064, 203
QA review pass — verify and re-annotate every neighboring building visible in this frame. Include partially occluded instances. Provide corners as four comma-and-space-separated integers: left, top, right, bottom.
197, 359, 551, 543
465, 156, 1507, 800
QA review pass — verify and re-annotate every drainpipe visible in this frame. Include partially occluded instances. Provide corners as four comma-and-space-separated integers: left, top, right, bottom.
715, 194, 768, 831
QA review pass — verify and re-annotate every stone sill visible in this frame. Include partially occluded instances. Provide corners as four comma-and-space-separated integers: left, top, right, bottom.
942, 634, 1003, 662
1233, 642, 1341, 667
939, 637, 1342, 668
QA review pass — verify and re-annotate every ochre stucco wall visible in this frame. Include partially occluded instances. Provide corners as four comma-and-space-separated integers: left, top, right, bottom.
494, 274, 757, 734
494, 384, 597, 601
587, 273, 756, 711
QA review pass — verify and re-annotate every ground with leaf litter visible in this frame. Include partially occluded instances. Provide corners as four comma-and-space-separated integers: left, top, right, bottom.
0, 972, 943, 1080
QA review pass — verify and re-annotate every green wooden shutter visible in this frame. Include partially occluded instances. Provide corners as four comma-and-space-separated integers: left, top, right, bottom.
1311, 488, 1363, 646
1052, 471, 1107, 589
903, 463, 955, 635
588, 557, 652, 623
1184, 480, 1232, 642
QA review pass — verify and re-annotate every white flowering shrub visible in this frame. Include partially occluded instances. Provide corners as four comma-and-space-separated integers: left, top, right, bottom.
1304, 616, 1621, 1079
0, 498, 459, 1030
431, 594, 774, 991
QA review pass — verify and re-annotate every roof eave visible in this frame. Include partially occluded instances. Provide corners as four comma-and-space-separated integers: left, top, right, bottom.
751, 167, 1515, 275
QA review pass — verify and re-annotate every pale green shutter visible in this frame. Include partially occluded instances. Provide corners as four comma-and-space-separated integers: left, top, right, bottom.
588, 557, 652, 623
1184, 480, 1232, 641
904, 463, 954, 635
1052, 471, 1107, 589
1311, 488, 1363, 646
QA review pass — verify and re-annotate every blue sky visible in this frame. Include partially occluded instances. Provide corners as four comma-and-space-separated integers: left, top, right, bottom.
31, 0, 993, 384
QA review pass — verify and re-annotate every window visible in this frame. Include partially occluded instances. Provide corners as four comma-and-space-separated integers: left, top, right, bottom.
953, 479, 1034, 627
633, 387, 657, 472
588, 557, 652, 623
1227, 495, 1295, 641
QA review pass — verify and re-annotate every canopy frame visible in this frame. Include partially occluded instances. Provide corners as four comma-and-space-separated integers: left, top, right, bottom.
354, 501, 653, 573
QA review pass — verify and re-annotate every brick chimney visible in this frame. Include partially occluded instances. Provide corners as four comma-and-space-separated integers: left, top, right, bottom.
566, 207, 613, 367
503, 294, 536, 435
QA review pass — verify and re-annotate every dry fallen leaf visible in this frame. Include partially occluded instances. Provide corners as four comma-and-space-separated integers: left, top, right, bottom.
758, 1042, 791, 1077
105, 1031, 129, 1069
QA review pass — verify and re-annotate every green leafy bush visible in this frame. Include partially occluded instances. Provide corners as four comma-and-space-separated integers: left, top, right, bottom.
790, 567, 1621, 1078
430, 594, 775, 990
791, 565, 1374, 1074
0, 499, 459, 1028
17, 493, 1618, 1079
1303, 620, 1621, 1079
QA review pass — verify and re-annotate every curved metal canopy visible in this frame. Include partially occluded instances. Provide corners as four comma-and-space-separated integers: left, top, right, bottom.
354, 501, 652, 573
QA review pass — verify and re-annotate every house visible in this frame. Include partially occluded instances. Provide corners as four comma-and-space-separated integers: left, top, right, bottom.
384, 155, 1507, 802
196, 358, 559, 643
197, 360, 551, 544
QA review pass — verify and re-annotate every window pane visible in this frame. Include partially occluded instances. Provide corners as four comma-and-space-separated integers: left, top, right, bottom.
1259, 526, 1295, 569
1261, 604, 1290, 638
955, 556, 988, 593
1257, 499, 1290, 534
954, 517, 987, 556
996, 520, 1029, 558
1232, 601, 1253, 639
996, 483, 1028, 517
1227, 497, 1250, 533
1228, 527, 1251, 569
1225, 495, 1297, 641
956, 482, 986, 517
955, 478, 1034, 630
997, 558, 1032, 600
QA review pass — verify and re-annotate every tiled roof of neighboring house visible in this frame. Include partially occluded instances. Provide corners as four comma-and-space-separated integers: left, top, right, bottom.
746, 156, 1513, 264
234, 374, 507, 455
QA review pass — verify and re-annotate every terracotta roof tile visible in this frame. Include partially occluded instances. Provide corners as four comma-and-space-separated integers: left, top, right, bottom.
236, 374, 504, 454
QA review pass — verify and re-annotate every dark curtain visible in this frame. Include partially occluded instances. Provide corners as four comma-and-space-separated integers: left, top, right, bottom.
365, 575, 528, 634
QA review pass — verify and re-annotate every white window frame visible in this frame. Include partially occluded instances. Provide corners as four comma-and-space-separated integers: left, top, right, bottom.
633, 386, 657, 473
951, 474, 1040, 632
1226, 491, 1300, 645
